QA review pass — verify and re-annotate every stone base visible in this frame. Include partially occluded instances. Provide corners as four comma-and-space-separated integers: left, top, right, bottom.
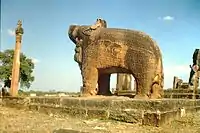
1, 96, 200, 127
115, 90, 136, 98
115, 89, 200, 99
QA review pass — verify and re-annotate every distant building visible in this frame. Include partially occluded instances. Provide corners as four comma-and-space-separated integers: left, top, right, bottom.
30, 93, 36, 97
58, 93, 68, 97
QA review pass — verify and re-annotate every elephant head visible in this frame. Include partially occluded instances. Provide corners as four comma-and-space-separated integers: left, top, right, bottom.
68, 19, 108, 66
68, 25, 90, 45
68, 25, 91, 66
68, 18, 107, 45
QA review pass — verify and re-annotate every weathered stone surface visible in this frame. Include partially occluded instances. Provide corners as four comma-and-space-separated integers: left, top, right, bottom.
110, 99, 200, 112
143, 106, 200, 126
2, 105, 200, 132
109, 109, 142, 123
2, 96, 200, 127
87, 109, 108, 119
43, 97, 61, 105
84, 99, 111, 109
62, 107, 87, 118
68, 19, 164, 99
2, 96, 30, 109
31, 97, 61, 105
61, 98, 81, 108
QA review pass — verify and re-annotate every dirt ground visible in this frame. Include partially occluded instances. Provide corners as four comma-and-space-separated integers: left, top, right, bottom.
0, 106, 200, 133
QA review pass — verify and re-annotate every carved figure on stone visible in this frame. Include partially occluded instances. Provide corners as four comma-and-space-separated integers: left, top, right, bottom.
84, 18, 107, 33
74, 39, 83, 69
91, 18, 107, 29
15, 20, 24, 36
68, 21, 164, 99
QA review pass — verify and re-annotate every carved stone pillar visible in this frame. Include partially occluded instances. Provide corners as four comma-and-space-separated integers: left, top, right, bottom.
173, 76, 179, 89
10, 20, 24, 97
134, 79, 137, 91
122, 74, 132, 90
116, 74, 122, 91
116, 73, 132, 91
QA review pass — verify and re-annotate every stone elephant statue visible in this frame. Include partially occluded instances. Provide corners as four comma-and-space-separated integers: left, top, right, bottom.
68, 24, 164, 99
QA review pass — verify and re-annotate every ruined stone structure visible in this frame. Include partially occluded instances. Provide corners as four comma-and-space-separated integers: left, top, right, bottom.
173, 76, 185, 89
168, 49, 200, 99
68, 19, 164, 99
172, 49, 200, 90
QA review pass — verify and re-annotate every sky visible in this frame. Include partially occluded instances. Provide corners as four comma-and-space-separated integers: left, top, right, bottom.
1, 0, 200, 92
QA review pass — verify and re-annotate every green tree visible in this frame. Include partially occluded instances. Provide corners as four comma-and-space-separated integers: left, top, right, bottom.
0, 49, 35, 89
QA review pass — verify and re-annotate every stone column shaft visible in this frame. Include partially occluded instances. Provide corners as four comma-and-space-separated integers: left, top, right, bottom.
10, 20, 24, 97
116, 73, 132, 91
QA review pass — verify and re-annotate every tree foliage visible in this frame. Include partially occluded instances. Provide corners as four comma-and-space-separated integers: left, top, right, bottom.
0, 49, 35, 89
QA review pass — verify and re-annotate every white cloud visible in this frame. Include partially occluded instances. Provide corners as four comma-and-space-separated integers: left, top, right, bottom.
7, 29, 15, 36
31, 58, 40, 64
158, 16, 174, 21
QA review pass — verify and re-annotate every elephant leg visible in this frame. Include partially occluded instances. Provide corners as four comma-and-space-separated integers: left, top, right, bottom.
81, 66, 98, 97
134, 73, 150, 99
97, 73, 112, 95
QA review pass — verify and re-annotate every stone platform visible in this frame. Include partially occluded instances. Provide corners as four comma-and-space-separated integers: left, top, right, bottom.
1, 96, 200, 127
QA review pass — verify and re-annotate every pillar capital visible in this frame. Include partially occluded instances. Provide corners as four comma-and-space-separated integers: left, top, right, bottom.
15, 20, 24, 36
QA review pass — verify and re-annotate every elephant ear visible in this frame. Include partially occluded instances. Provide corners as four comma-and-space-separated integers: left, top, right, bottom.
101, 20, 107, 28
